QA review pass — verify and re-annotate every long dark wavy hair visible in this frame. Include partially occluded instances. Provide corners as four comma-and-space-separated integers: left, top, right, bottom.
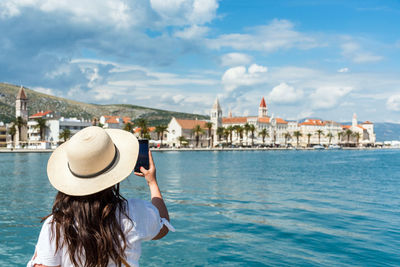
42, 184, 130, 267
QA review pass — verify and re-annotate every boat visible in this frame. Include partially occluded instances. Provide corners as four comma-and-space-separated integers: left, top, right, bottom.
313, 145, 325, 150
328, 144, 342, 150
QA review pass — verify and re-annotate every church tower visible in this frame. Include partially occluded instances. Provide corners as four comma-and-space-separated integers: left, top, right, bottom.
258, 97, 268, 118
211, 97, 222, 146
352, 113, 357, 127
15, 86, 28, 144
16, 86, 28, 121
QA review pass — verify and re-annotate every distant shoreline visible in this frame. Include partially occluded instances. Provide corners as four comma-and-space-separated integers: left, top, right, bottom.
0, 147, 398, 153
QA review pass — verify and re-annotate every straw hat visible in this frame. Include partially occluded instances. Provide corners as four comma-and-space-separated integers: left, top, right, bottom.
47, 126, 139, 196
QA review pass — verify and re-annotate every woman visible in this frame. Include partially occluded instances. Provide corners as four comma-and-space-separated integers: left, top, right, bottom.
27, 126, 174, 267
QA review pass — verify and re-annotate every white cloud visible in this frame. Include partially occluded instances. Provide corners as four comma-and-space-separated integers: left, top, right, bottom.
310, 86, 353, 110
248, 64, 267, 74
150, 0, 218, 26
268, 83, 303, 104
173, 94, 185, 104
174, 25, 209, 39
220, 53, 252, 67
341, 41, 383, 63
337, 67, 349, 73
0, 0, 135, 28
387, 95, 400, 111
221, 64, 268, 92
353, 53, 383, 63
207, 19, 320, 52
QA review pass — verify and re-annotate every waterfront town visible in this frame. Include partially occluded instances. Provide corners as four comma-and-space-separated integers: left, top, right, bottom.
0, 86, 377, 150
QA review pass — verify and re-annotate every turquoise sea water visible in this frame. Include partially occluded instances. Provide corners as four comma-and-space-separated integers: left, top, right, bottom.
1, 150, 400, 266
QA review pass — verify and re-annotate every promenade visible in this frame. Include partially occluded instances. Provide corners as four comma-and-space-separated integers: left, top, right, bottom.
0, 147, 394, 153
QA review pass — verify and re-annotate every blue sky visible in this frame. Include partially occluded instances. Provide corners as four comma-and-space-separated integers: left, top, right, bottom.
1, 0, 400, 123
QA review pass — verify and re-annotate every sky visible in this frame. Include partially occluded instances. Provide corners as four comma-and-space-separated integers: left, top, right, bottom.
1, 0, 400, 123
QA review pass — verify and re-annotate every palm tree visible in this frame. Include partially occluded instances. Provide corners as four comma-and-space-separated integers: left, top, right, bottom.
227, 125, 234, 144
353, 132, 361, 147
155, 125, 168, 147
249, 124, 256, 147
223, 128, 230, 145
316, 130, 324, 145
178, 136, 187, 147
284, 132, 291, 146
217, 127, 225, 142
205, 122, 213, 147
34, 118, 47, 141
136, 118, 149, 139
123, 122, 134, 133
8, 123, 17, 147
307, 133, 312, 147
192, 125, 204, 147
233, 125, 243, 145
337, 131, 343, 145
244, 123, 251, 145
258, 129, 269, 145
59, 129, 71, 143
344, 129, 353, 146
15, 116, 26, 141
326, 132, 334, 145
293, 131, 302, 147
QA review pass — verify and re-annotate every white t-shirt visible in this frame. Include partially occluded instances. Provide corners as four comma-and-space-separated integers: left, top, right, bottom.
27, 198, 174, 267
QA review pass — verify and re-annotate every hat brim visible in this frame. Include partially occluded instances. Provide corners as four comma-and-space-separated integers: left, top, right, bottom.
47, 129, 139, 196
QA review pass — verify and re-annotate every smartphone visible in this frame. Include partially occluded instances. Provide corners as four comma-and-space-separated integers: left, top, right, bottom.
134, 139, 149, 173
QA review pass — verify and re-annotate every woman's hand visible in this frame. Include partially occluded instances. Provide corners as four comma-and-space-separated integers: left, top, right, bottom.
134, 151, 157, 186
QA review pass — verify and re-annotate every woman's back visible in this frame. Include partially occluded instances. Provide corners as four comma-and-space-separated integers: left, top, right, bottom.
31, 198, 169, 267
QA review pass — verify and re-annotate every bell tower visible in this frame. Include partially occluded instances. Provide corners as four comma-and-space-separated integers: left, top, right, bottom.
258, 97, 268, 118
16, 86, 28, 121
352, 113, 357, 127
211, 97, 222, 146
15, 86, 29, 144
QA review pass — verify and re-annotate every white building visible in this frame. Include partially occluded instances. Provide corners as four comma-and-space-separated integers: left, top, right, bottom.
210, 97, 376, 147
217, 97, 289, 146
27, 111, 92, 149
167, 117, 208, 147
99, 116, 131, 129
341, 114, 376, 146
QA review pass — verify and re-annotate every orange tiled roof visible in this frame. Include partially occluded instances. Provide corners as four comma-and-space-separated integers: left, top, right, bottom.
362, 121, 373, 124
134, 127, 156, 133
176, 119, 207, 129
276, 118, 288, 124
222, 117, 248, 124
29, 110, 52, 119
123, 117, 131, 124
342, 125, 366, 130
299, 119, 324, 126
258, 117, 270, 123
106, 117, 119, 124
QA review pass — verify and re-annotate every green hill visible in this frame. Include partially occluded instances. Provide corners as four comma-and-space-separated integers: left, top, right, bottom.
0, 83, 208, 125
